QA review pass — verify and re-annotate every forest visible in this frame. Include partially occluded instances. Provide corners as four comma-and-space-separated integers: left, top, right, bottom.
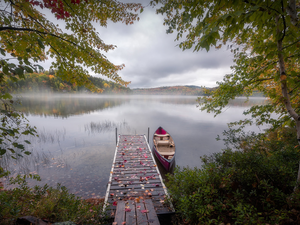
2, 73, 263, 96
1, 71, 131, 94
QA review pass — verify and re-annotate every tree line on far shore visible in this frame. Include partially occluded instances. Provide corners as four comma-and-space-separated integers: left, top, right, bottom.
1, 71, 265, 96
1, 71, 131, 94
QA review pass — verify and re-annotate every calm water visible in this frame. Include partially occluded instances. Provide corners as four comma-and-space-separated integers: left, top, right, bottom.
1, 94, 268, 199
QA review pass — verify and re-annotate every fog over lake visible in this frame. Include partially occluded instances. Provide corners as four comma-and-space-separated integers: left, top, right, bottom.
1, 94, 268, 199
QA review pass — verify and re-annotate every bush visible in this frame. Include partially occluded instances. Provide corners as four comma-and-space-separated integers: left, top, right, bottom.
0, 175, 107, 225
166, 128, 300, 224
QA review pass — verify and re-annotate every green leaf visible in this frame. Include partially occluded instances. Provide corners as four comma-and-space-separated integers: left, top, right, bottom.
24, 66, 34, 73
0, 48, 6, 56
8, 148, 15, 153
0, 149, 6, 155
8, 63, 16, 68
24, 140, 31, 144
3, 65, 9, 75
24, 58, 30, 65
35, 64, 44, 71
12, 143, 24, 150
1, 93, 12, 100
15, 67, 24, 76
37, 39, 45, 49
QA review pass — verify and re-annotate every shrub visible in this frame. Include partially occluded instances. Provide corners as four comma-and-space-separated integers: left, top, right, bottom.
0, 175, 107, 224
166, 128, 300, 224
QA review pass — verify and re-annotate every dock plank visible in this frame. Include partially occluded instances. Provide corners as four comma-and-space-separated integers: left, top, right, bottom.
144, 199, 160, 225
136, 201, 148, 225
125, 200, 137, 225
114, 201, 125, 225
105, 134, 174, 223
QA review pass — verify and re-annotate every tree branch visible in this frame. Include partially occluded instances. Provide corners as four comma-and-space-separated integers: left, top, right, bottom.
283, 38, 300, 50
0, 26, 88, 54
279, 0, 287, 42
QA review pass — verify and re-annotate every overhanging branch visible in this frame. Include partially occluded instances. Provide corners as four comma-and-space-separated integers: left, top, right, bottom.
0, 26, 77, 46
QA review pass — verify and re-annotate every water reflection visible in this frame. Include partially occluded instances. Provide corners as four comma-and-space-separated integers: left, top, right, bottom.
14, 94, 269, 118
2, 95, 268, 199
14, 94, 129, 118
84, 120, 131, 134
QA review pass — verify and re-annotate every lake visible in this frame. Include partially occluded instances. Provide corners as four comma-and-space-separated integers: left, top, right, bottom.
1, 94, 268, 199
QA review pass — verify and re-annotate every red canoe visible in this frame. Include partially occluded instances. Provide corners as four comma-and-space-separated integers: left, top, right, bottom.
152, 127, 176, 171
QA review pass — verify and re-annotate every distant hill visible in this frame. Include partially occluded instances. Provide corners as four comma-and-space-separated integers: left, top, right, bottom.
131, 85, 215, 96
2, 72, 131, 94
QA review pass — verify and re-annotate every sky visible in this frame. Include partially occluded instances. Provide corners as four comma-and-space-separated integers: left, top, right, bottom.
41, 1, 235, 89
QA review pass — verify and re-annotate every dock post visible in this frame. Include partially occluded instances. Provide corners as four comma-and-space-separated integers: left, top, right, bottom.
115, 128, 117, 145
148, 127, 150, 144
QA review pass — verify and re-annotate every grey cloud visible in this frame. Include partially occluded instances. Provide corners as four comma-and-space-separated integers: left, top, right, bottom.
40, 0, 235, 89
97, 4, 234, 88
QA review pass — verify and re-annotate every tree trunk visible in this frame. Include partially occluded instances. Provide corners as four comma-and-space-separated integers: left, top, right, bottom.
296, 120, 300, 184
276, 16, 300, 187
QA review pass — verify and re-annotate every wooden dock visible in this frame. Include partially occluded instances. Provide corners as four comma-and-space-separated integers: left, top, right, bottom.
104, 135, 174, 223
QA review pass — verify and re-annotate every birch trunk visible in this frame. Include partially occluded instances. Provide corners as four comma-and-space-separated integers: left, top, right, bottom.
276, 16, 300, 187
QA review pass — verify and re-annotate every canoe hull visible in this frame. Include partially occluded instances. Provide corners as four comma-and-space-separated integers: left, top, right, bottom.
152, 127, 175, 171
153, 145, 175, 171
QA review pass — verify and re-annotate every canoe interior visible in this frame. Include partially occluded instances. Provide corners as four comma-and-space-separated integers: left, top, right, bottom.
153, 127, 175, 161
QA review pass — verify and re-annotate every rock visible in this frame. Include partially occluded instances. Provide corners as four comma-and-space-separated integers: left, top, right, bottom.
16, 216, 48, 225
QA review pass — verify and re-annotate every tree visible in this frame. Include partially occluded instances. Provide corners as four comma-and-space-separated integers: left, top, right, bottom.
151, 0, 300, 182
1, 0, 142, 91
0, 0, 142, 162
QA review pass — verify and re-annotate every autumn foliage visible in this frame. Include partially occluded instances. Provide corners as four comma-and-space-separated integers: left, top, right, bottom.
0, 72, 130, 94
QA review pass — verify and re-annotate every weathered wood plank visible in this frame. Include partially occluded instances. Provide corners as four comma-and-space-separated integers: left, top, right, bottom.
125, 200, 137, 225
136, 201, 148, 225
114, 201, 125, 225
144, 199, 160, 225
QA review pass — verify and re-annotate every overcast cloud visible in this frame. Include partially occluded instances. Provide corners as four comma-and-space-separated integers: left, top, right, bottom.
40, 1, 235, 88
